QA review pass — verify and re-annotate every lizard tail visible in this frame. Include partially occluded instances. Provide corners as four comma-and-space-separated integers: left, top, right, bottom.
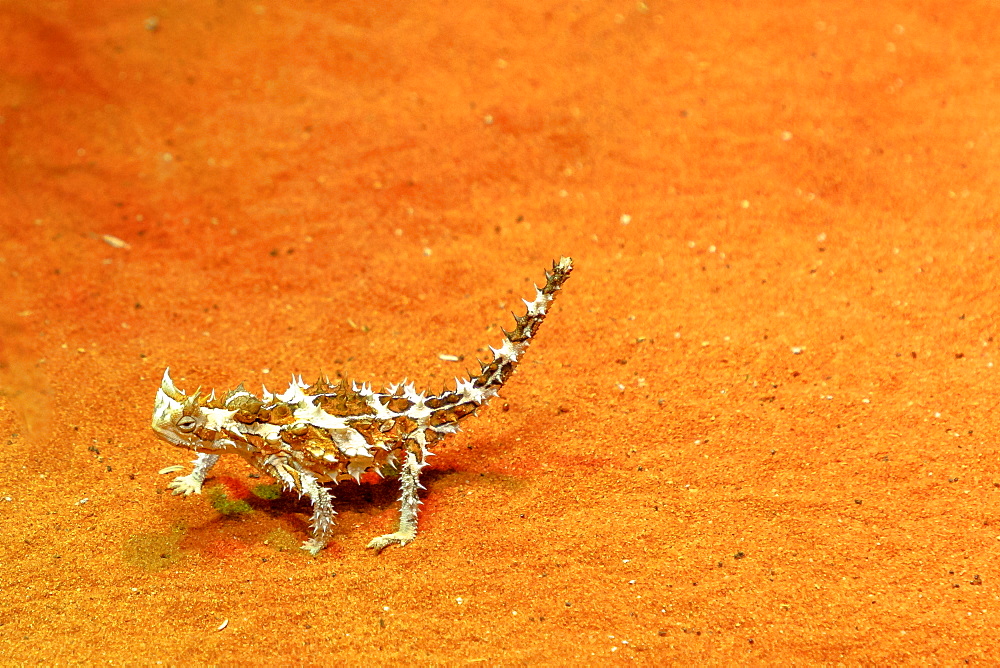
470, 256, 573, 398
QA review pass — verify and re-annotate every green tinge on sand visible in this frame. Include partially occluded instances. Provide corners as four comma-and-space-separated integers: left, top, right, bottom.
208, 487, 253, 515
251, 484, 283, 500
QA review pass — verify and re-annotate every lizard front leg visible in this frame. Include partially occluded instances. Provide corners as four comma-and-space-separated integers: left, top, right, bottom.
298, 469, 337, 555
367, 451, 424, 552
260, 455, 337, 556
165, 453, 220, 495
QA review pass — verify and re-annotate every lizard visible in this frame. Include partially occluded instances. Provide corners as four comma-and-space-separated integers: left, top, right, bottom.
150, 257, 573, 555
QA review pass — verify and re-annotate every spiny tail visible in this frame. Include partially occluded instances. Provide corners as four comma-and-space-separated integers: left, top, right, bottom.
471, 256, 573, 397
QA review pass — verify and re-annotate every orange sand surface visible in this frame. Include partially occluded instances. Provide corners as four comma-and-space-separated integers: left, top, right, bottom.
2, 0, 999, 663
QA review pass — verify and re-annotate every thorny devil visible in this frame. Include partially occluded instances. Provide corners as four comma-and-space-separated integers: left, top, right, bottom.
151, 257, 573, 555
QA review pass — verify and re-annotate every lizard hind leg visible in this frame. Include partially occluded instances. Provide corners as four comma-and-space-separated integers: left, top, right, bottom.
367, 451, 424, 553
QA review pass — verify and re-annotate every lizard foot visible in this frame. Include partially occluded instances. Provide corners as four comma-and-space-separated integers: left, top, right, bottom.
301, 538, 327, 556
366, 530, 416, 553
167, 474, 204, 496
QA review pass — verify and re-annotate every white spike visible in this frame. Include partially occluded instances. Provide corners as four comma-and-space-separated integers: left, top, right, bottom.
499, 338, 520, 359
160, 368, 186, 401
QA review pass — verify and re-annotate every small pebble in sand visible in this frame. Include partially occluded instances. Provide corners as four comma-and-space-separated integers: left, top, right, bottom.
101, 234, 131, 249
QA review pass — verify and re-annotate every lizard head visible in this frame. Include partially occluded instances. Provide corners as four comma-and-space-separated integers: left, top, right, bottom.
151, 368, 239, 453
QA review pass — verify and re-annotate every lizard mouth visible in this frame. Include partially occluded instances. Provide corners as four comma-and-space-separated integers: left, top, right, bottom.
150, 423, 194, 448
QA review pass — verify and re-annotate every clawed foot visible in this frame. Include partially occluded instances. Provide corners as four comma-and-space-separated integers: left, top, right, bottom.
167, 474, 203, 496
366, 530, 416, 553
301, 538, 327, 556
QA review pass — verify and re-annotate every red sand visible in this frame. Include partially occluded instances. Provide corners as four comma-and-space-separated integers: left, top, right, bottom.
2, 0, 999, 662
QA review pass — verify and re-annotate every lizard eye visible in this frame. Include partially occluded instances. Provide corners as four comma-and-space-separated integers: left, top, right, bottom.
176, 416, 198, 433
